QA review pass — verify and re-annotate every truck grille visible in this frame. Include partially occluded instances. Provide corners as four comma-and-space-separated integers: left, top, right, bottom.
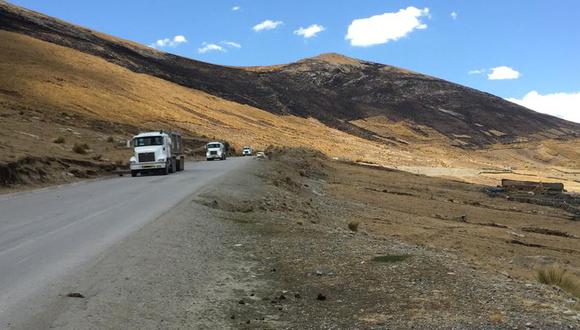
210, 151, 217, 155
138, 152, 155, 162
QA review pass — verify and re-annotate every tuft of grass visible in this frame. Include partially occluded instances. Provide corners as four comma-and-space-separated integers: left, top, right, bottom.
53, 136, 65, 144
372, 254, 412, 263
72, 143, 89, 154
537, 266, 580, 298
106, 136, 115, 143
348, 221, 360, 232
488, 312, 504, 324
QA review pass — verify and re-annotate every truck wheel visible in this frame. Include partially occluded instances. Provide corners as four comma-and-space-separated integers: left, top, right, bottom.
169, 159, 175, 173
175, 159, 181, 172
131, 170, 137, 177
161, 164, 169, 175
180, 158, 185, 171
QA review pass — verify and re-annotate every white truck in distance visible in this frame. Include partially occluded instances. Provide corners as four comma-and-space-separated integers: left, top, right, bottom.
206, 141, 227, 161
130, 131, 184, 177
242, 146, 253, 156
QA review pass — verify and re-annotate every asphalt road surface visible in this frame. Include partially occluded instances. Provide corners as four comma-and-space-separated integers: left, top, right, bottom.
0, 158, 250, 325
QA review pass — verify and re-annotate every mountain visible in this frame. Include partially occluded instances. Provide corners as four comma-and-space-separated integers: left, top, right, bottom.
1, 2, 578, 149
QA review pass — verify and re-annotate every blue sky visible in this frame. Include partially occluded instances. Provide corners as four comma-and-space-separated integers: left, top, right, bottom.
8, 0, 580, 122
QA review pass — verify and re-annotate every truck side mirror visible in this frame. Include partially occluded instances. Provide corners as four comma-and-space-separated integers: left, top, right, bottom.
126, 139, 133, 148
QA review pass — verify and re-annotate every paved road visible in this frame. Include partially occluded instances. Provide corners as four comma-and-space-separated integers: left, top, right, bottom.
0, 158, 249, 322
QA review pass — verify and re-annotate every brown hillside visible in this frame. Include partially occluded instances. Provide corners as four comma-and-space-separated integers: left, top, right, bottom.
1, 2, 578, 148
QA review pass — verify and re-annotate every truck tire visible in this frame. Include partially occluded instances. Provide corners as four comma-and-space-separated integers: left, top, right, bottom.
169, 159, 176, 173
131, 170, 137, 177
175, 158, 181, 172
161, 163, 169, 175
180, 158, 185, 171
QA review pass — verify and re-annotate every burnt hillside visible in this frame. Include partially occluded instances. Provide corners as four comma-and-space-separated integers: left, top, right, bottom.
1, 2, 578, 147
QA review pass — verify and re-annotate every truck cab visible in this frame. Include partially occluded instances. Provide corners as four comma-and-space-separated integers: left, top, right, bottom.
206, 141, 226, 161
242, 146, 253, 156
129, 131, 184, 176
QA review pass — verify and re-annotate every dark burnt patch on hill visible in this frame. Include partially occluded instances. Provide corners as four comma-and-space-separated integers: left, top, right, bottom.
1, 2, 578, 147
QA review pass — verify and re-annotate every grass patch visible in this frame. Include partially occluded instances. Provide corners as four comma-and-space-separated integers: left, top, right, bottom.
106, 136, 115, 143
537, 266, 580, 298
372, 254, 412, 263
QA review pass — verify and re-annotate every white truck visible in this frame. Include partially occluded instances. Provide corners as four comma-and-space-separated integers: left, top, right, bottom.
129, 131, 184, 177
242, 146, 253, 156
206, 141, 227, 161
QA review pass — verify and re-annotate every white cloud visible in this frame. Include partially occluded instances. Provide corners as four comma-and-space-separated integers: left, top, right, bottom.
450, 11, 458, 20
253, 19, 283, 32
507, 91, 580, 123
198, 43, 225, 54
345, 6, 430, 47
488, 66, 521, 80
232, 6, 241, 11
149, 35, 187, 48
468, 69, 486, 75
222, 41, 241, 48
294, 24, 325, 38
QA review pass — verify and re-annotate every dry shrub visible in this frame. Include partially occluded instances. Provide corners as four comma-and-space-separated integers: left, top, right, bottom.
106, 136, 115, 143
72, 143, 89, 154
53, 136, 65, 144
537, 266, 580, 297
348, 221, 359, 232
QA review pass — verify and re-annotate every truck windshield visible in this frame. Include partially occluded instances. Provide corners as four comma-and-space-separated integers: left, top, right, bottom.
134, 136, 163, 146
207, 143, 221, 148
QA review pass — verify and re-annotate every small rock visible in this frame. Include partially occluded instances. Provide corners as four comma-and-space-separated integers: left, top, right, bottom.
66, 292, 85, 298
278, 294, 286, 300
294, 293, 301, 299
317, 293, 327, 301
238, 299, 245, 305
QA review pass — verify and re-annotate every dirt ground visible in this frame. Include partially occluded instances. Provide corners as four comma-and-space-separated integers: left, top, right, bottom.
194, 148, 580, 329
14, 149, 579, 329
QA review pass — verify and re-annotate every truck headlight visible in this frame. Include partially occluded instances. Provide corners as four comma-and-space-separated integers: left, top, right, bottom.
158, 158, 166, 162
130, 157, 136, 164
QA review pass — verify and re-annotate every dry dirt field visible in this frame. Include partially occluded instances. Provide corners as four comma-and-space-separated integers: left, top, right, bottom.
190, 148, 579, 328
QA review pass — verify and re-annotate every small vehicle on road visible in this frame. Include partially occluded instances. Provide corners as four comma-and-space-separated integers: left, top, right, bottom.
242, 146, 253, 156
129, 131, 184, 176
206, 141, 227, 161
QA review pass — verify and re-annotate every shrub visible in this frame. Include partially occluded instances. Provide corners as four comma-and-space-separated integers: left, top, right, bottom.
53, 136, 65, 144
106, 136, 115, 143
348, 221, 360, 232
537, 266, 580, 297
72, 143, 89, 154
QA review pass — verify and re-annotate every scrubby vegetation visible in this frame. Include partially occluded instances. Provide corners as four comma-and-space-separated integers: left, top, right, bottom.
537, 266, 580, 297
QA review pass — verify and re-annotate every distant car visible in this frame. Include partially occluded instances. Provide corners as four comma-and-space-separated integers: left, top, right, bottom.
256, 151, 266, 159
242, 146, 253, 156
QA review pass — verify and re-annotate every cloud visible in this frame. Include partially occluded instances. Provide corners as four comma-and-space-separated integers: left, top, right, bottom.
468, 69, 486, 75
294, 24, 325, 38
488, 66, 521, 80
507, 91, 580, 123
222, 41, 241, 48
232, 6, 240, 11
149, 35, 187, 48
345, 6, 430, 47
253, 19, 283, 32
450, 11, 458, 20
198, 43, 225, 54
